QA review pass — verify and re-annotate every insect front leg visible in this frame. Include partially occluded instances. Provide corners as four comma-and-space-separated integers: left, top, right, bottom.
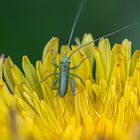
70, 73, 85, 86
51, 57, 59, 68
70, 78, 76, 96
70, 56, 88, 70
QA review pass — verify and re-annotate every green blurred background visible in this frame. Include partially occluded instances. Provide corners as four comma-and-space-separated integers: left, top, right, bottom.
0, 0, 140, 66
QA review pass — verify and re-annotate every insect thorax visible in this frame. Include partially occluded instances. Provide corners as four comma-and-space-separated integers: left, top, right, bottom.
60, 57, 70, 73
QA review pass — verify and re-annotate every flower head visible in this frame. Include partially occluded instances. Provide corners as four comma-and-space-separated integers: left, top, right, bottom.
0, 34, 140, 140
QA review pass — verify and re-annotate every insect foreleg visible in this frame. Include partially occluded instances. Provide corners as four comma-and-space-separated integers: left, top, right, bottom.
70, 56, 88, 70
52, 77, 59, 89
70, 73, 85, 86
40, 73, 59, 83
70, 78, 76, 96
52, 57, 59, 68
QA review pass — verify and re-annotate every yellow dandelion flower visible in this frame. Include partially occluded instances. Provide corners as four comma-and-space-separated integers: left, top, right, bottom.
1, 34, 140, 140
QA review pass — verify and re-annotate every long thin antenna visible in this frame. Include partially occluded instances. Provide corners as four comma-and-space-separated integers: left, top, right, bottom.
64, 0, 87, 56
68, 22, 138, 58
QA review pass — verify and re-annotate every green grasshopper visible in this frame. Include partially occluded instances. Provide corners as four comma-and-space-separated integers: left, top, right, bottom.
41, 0, 88, 97
41, 0, 137, 97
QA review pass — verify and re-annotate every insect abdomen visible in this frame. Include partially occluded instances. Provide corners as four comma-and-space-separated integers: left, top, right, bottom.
59, 72, 69, 97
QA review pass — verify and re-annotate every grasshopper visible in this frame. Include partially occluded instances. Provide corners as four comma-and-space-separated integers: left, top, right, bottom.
41, 0, 138, 97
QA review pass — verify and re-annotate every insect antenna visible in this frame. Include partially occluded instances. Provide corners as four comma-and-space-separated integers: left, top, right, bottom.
68, 22, 138, 58
64, 0, 87, 57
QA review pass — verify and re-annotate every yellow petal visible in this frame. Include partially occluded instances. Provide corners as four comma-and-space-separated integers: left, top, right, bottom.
22, 56, 43, 99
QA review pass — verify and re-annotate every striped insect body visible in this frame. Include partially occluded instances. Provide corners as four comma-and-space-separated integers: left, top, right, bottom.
59, 57, 70, 97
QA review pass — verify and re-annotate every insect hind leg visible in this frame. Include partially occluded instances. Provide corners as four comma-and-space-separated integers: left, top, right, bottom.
70, 78, 76, 96
70, 73, 85, 86
51, 77, 59, 90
